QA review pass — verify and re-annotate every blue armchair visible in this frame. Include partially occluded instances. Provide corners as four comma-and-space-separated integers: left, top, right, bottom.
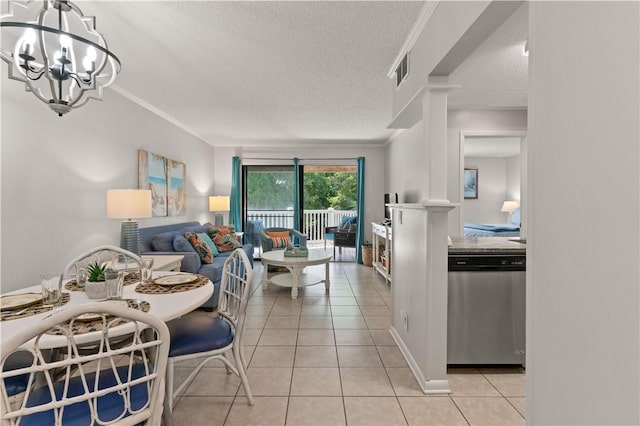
259, 227, 307, 253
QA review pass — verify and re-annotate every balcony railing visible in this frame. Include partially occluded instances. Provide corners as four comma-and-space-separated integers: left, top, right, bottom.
246, 209, 356, 243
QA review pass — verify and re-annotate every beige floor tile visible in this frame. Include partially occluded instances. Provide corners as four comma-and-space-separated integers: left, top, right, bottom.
356, 295, 386, 306
398, 396, 468, 426
344, 396, 408, 425
386, 368, 424, 397
330, 297, 358, 306
247, 297, 276, 306
299, 315, 334, 329
334, 329, 374, 346
332, 316, 367, 329
290, 367, 342, 396
269, 304, 302, 316
239, 367, 292, 396
484, 374, 526, 397
337, 346, 383, 367
324, 288, 354, 297
377, 346, 408, 368
173, 367, 195, 397
302, 297, 331, 306
331, 305, 362, 316
172, 396, 233, 426
358, 305, 391, 316
452, 397, 524, 425
249, 345, 296, 367
370, 330, 397, 346
286, 396, 346, 426
364, 315, 391, 330
295, 346, 338, 367
301, 305, 332, 316
242, 328, 262, 346
245, 304, 273, 316
182, 368, 241, 397
257, 329, 298, 346
244, 314, 269, 329
297, 329, 336, 346
507, 397, 526, 417
340, 367, 395, 396
224, 396, 288, 425
264, 315, 300, 329
448, 373, 501, 397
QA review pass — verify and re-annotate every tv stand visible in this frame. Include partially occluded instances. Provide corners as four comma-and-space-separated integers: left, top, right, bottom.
372, 222, 392, 284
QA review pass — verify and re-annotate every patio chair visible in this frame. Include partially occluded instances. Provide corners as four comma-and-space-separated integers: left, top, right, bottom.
0, 302, 170, 425
164, 248, 255, 418
325, 216, 357, 258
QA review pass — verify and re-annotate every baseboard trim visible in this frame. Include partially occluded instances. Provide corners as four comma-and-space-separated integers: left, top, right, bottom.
390, 325, 452, 395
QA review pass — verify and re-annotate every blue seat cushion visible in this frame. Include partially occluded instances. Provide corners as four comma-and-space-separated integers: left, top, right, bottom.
3, 351, 33, 397
21, 364, 150, 426
167, 316, 233, 357
198, 261, 224, 283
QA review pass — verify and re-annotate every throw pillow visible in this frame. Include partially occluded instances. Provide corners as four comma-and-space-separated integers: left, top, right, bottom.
197, 232, 219, 257
266, 231, 292, 249
173, 235, 197, 253
151, 231, 178, 251
184, 232, 214, 264
206, 226, 242, 252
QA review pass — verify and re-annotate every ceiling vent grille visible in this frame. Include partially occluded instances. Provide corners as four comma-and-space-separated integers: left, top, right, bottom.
395, 52, 409, 87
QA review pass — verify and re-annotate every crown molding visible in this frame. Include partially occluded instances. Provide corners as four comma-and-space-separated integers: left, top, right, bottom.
387, 1, 439, 78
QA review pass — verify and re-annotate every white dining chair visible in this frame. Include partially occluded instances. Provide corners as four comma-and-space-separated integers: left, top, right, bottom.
62, 245, 144, 281
0, 302, 170, 425
164, 248, 254, 420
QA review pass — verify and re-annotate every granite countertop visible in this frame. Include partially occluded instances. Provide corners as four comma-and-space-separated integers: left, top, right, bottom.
449, 237, 526, 254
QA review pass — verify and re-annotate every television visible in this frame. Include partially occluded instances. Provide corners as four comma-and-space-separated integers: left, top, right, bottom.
384, 193, 398, 221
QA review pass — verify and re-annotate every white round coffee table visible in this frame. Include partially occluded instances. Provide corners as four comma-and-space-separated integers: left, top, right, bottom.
261, 249, 332, 299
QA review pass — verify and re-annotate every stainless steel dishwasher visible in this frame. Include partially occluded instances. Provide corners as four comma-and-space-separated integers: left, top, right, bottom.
447, 254, 526, 365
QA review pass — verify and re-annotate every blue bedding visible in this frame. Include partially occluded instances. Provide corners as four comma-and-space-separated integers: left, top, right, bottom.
464, 222, 520, 238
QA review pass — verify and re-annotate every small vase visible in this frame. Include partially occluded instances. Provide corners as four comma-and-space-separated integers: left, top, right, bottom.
85, 280, 107, 299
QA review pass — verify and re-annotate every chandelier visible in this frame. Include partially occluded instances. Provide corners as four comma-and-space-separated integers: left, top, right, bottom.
1, 0, 120, 116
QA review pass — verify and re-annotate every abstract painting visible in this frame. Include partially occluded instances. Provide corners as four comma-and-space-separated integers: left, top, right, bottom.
138, 150, 187, 216
464, 168, 478, 199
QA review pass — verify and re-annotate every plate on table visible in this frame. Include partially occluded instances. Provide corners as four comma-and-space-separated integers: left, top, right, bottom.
153, 274, 199, 286
75, 300, 129, 321
0, 293, 43, 310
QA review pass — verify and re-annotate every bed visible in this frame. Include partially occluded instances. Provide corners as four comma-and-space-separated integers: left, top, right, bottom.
464, 208, 521, 238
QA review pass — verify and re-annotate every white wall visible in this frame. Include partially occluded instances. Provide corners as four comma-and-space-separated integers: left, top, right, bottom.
462, 157, 507, 224
505, 154, 520, 201
386, 122, 425, 203
528, 2, 639, 424
213, 145, 385, 243
1, 82, 217, 292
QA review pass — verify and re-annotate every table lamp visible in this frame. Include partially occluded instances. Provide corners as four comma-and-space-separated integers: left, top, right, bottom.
209, 195, 230, 226
501, 201, 519, 223
107, 189, 152, 255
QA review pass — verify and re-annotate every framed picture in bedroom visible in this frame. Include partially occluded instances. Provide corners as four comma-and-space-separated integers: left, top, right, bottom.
464, 168, 478, 199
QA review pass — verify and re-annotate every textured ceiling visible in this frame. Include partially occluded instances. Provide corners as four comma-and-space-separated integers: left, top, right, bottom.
448, 3, 528, 109
85, 1, 425, 146
79, 1, 527, 146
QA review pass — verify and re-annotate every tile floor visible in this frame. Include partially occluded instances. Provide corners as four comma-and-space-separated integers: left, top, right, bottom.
171, 261, 525, 426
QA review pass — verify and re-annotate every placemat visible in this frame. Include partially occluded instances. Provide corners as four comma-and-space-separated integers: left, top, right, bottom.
65, 271, 141, 291
46, 299, 151, 336
135, 274, 209, 295
1, 293, 70, 322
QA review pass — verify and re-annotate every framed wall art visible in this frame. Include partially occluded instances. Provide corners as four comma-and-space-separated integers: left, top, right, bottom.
138, 150, 187, 216
464, 168, 478, 199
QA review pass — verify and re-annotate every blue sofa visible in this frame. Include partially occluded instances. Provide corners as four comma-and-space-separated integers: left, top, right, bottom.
139, 221, 254, 310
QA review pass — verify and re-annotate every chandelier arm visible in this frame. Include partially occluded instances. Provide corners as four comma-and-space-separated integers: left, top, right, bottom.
0, 22, 121, 69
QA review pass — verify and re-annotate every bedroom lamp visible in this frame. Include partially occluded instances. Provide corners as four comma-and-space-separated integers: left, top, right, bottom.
209, 195, 230, 226
107, 189, 152, 256
501, 201, 519, 223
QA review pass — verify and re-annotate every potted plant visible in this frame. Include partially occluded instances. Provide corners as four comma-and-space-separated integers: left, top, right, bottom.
85, 261, 109, 299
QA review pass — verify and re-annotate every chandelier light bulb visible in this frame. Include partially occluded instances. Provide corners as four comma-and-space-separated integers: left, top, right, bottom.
59, 34, 72, 48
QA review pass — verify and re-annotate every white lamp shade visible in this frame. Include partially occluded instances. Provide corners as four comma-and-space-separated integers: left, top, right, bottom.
501, 201, 519, 213
107, 189, 152, 219
209, 196, 230, 212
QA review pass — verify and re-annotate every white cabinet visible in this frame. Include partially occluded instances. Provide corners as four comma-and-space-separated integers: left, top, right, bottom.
371, 223, 392, 284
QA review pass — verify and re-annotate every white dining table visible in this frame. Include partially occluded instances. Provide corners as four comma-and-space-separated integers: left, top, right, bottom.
0, 271, 213, 349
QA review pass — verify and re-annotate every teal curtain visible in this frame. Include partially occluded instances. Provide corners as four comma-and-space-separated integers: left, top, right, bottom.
293, 157, 301, 231
230, 156, 242, 231
356, 157, 365, 264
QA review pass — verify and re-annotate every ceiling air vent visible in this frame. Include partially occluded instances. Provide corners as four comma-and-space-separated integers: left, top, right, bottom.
395, 52, 409, 87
